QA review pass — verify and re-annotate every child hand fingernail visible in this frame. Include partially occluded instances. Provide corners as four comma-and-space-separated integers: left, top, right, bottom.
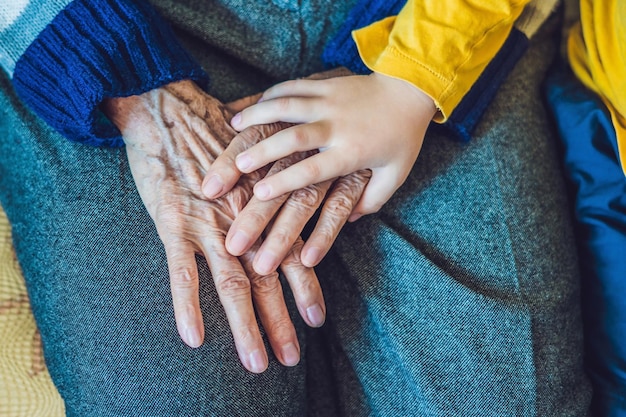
231, 113, 242, 127
255, 183, 271, 199
236, 153, 253, 171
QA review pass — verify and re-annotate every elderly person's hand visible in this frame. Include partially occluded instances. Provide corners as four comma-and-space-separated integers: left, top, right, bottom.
202, 68, 372, 275
102, 80, 321, 373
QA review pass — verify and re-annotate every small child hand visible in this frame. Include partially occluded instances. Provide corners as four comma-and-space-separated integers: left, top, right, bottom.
228, 72, 436, 220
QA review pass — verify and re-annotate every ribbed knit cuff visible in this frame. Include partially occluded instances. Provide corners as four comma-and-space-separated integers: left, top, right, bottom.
12, 0, 208, 147
321, 0, 406, 74
440, 29, 529, 142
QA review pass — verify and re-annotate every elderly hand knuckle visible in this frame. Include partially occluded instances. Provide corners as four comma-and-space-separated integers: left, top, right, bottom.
215, 272, 251, 296
282, 243, 304, 267
325, 195, 353, 219
250, 273, 281, 295
288, 187, 322, 211
171, 268, 198, 288
266, 318, 294, 337
236, 327, 257, 346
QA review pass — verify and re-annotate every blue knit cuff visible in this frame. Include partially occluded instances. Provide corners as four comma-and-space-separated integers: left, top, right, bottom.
12, 0, 208, 147
322, 0, 406, 74
440, 29, 529, 142
323, 0, 529, 143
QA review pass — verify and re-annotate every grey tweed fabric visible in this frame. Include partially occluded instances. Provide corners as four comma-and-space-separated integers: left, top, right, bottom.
0, 1, 591, 415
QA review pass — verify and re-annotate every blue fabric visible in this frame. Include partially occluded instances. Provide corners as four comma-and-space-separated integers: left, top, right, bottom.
441, 29, 529, 142
0, 4, 592, 414
322, 0, 529, 143
321, 0, 406, 74
545, 63, 626, 416
12, 0, 207, 147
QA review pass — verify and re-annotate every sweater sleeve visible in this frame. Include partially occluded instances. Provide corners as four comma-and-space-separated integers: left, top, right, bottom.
352, 0, 532, 123
323, 0, 557, 141
0, 0, 72, 76
11, 0, 208, 147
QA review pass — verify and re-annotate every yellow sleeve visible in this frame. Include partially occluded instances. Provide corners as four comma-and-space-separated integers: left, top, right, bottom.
353, 0, 531, 122
568, 0, 626, 175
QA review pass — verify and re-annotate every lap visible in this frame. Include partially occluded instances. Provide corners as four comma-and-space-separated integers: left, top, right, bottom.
317, 14, 591, 417
0, 3, 591, 417
0, 72, 311, 416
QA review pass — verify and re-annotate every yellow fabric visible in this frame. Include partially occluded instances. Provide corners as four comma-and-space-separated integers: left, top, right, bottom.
568, 0, 626, 174
0, 205, 65, 416
353, 0, 531, 122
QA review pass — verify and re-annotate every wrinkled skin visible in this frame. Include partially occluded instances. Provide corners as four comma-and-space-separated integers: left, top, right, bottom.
204, 68, 372, 273
224, 72, 437, 223
103, 69, 370, 374
103, 80, 318, 373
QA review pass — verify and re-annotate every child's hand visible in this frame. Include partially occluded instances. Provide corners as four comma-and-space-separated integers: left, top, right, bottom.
225, 72, 437, 220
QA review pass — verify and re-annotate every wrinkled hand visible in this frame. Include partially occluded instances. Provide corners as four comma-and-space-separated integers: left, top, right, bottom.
222, 71, 437, 221
202, 68, 372, 275
102, 80, 324, 373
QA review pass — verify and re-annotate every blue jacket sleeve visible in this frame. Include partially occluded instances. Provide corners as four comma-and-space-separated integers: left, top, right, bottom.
12, 0, 208, 147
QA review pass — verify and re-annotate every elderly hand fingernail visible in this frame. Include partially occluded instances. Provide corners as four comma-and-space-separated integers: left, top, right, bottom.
281, 343, 300, 366
302, 247, 322, 267
248, 349, 267, 373
202, 175, 224, 198
255, 251, 277, 275
228, 230, 250, 255
231, 113, 242, 128
306, 303, 325, 327
236, 153, 253, 171
184, 326, 202, 348
348, 212, 362, 222
254, 183, 271, 200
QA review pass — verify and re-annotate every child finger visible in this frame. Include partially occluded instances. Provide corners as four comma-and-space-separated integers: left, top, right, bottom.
261, 79, 329, 101
235, 122, 329, 174
252, 151, 351, 201
226, 150, 313, 256
231, 96, 320, 131
226, 192, 290, 256
203, 123, 289, 199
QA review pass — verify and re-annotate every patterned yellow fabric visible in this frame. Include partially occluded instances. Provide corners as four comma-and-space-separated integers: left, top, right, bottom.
0, 205, 65, 416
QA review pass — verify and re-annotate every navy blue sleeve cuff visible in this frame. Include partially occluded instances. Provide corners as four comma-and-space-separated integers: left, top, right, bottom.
439, 29, 529, 142
12, 0, 208, 147
321, 0, 406, 74
323, 0, 529, 142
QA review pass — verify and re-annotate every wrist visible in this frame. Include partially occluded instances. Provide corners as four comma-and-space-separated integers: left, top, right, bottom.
101, 79, 198, 132
372, 72, 438, 120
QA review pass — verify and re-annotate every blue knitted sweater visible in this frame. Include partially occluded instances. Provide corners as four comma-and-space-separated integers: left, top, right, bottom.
6, 0, 530, 147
